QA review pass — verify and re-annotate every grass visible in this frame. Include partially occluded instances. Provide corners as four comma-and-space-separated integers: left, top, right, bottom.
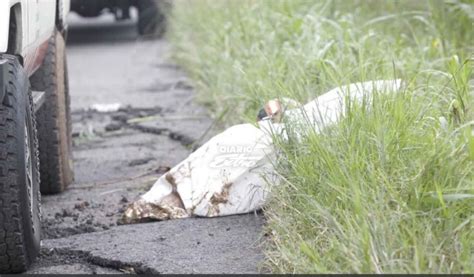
168, 0, 473, 273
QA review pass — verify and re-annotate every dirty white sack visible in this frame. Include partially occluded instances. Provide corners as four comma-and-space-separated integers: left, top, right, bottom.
123, 79, 403, 222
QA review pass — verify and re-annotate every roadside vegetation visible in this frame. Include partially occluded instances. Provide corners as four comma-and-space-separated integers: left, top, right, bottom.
169, 0, 473, 273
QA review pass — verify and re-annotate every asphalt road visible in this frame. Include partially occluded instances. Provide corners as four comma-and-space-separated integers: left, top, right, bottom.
27, 13, 264, 274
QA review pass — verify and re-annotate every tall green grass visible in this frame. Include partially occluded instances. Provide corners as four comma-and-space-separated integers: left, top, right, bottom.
169, 0, 473, 273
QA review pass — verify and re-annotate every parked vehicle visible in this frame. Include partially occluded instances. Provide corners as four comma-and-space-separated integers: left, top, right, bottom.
0, 0, 73, 273
70, 0, 169, 37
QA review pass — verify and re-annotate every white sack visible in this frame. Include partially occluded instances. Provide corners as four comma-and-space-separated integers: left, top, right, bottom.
123, 79, 403, 222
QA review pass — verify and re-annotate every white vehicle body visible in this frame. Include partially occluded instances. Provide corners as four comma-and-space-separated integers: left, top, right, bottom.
0, 0, 70, 75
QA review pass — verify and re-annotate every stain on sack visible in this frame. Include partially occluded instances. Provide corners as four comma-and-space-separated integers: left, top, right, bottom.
165, 173, 186, 209
210, 182, 233, 205
208, 182, 233, 216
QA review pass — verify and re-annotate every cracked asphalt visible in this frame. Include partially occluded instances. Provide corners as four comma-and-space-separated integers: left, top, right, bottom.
26, 13, 264, 274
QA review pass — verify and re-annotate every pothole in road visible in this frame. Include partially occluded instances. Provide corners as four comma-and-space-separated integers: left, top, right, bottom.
71, 105, 198, 147
31, 247, 158, 274
140, 79, 194, 93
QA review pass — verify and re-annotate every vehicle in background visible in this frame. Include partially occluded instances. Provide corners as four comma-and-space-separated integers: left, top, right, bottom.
70, 0, 169, 37
0, 0, 74, 273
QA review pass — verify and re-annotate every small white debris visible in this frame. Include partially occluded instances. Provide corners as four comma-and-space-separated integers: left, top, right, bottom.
90, 103, 122, 113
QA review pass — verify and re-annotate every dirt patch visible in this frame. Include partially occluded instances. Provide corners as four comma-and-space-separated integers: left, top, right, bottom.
41, 205, 118, 240
128, 157, 154, 167
168, 131, 195, 146
210, 182, 233, 206
42, 219, 104, 240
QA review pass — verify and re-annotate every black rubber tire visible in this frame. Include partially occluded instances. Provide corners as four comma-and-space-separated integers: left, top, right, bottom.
0, 55, 41, 273
30, 30, 74, 194
137, 0, 169, 38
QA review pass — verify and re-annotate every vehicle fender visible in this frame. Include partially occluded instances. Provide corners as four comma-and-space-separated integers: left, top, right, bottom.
0, 2, 12, 53
0, 0, 23, 54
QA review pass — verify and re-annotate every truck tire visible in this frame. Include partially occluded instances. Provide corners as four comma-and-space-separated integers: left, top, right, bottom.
30, 30, 73, 194
0, 55, 41, 273
64, 57, 73, 167
137, 0, 168, 38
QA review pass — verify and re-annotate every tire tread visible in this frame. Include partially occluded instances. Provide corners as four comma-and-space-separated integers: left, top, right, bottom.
0, 56, 40, 273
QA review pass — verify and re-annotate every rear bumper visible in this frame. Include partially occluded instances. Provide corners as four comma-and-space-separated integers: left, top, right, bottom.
71, 0, 108, 17
71, 0, 136, 17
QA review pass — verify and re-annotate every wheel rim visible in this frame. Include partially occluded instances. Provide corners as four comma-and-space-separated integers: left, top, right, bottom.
24, 121, 34, 216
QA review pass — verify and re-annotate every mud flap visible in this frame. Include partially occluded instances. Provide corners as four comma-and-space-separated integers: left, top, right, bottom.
123, 79, 403, 223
